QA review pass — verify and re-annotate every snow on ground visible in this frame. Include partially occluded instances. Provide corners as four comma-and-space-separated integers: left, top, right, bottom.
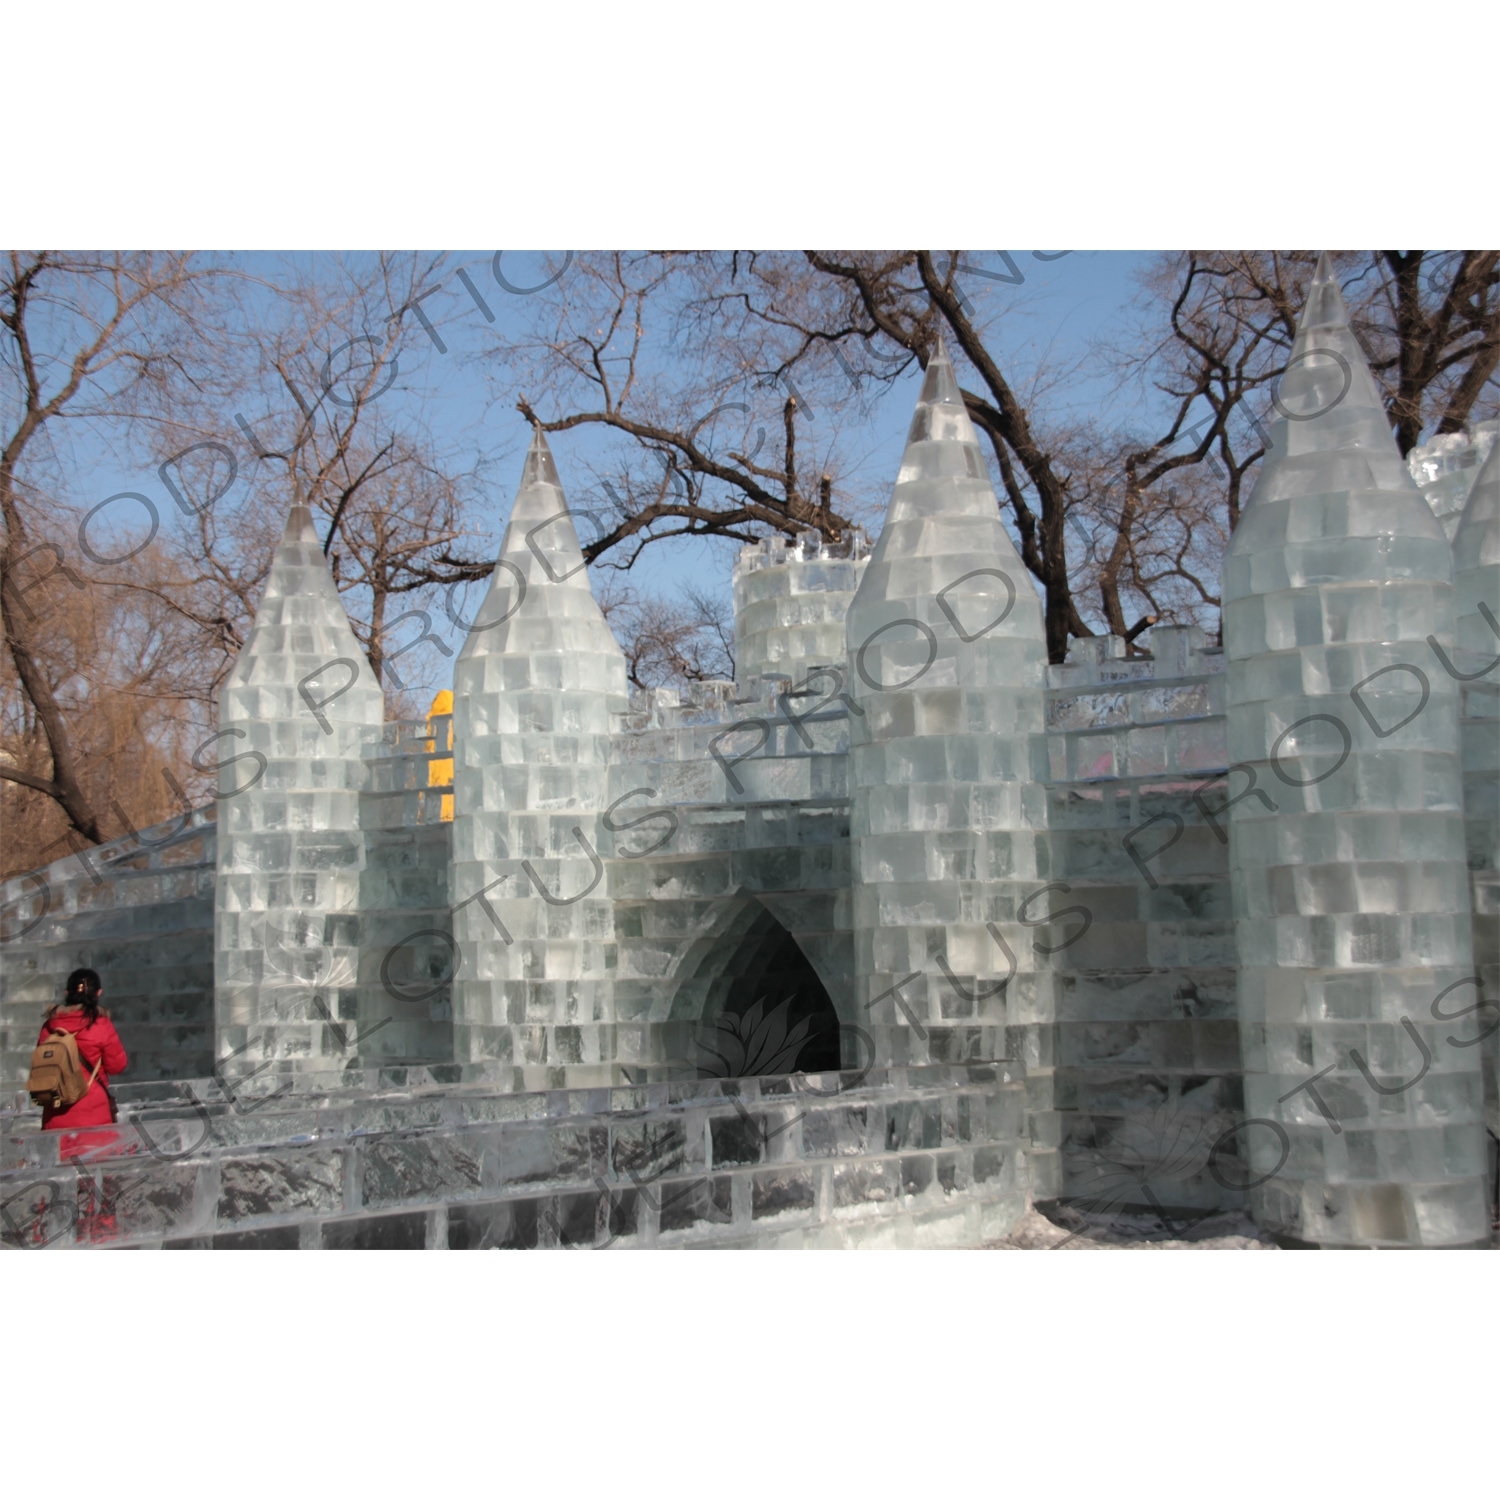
984, 1203, 1281, 1250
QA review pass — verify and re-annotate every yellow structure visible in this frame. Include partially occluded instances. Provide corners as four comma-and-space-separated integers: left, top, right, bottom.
426, 689, 454, 820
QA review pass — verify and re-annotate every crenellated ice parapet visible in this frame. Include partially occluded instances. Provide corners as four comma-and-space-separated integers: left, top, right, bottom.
215, 504, 386, 1073
844, 336, 1050, 1070
1221, 254, 1487, 1247
733, 528, 870, 686
450, 430, 630, 1070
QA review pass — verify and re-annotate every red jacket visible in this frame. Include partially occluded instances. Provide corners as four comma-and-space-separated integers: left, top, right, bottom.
36, 1008, 127, 1130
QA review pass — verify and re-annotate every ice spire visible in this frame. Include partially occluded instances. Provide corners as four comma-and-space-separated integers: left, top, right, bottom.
457, 428, 624, 672
215, 503, 385, 1075
844, 334, 1050, 1082
1256, 251, 1404, 477
857, 334, 1036, 589
225, 505, 386, 706
450, 428, 629, 1074
1223, 252, 1453, 601
1220, 255, 1486, 1246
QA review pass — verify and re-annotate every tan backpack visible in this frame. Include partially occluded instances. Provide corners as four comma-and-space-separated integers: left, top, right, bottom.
27, 1025, 102, 1110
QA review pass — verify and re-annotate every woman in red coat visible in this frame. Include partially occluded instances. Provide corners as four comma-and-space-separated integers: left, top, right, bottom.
37, 968, 128, 1132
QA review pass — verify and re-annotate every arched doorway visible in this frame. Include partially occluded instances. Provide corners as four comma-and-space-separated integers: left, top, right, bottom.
692, 903, 841, 1078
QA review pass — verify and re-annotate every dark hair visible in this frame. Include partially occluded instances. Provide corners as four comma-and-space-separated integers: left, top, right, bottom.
63, 968, 103, 1023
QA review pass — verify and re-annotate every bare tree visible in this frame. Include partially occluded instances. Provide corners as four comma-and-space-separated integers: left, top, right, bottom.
150, 254, 494, 713
1069, 253, 1294, 645
0, 251, 223, 843
0, 472, 234, 877
326, 455, 473, 708
489, 254, 872, 573
1375, 251, 1500, 453
1168, 252, 1500, 456
598, 579, 735, 691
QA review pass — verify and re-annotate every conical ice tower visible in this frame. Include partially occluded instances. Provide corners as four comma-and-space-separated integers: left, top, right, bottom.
450, 430, 629, 1074
844, 335, 1050, 1076
1450, 441, 1499, 1140
1221, 254, 1487, 1247
215, 504, 385, 1074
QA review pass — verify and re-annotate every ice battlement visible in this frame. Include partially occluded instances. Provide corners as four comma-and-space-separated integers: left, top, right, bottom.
732, 527, 871, 573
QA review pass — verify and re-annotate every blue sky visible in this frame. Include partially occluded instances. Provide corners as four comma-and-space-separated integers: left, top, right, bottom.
59, 250, 1166, 692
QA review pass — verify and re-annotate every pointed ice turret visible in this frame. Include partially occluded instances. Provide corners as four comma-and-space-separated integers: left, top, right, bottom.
450, 430, 629, 1073
1450, 442, 1499, 1137
1221, 254, 1487, 1246
844, 335, 1049, 1074
215, 504, 385, 1074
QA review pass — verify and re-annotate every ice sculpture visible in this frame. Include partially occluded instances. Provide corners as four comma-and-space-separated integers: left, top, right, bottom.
450, 430, 629, 1068
1451, 441, 1499, 1134
1221, 254, 1488, 1246
215, 504, 386, 1072
844, 336, 1049, 1067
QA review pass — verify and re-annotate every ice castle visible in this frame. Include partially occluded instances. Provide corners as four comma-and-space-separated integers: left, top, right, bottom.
2, 262, 1496, 1250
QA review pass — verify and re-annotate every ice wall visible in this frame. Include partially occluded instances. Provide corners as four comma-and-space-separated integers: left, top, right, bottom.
1221, 254, 1487, 1246
1451, 442, 1499, 1133
214, 505, 385, 1075
349, 714, 456, 1065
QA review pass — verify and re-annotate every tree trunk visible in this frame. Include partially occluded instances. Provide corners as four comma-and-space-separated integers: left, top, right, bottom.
0, 483, 106, 843
366, 580, 388, 685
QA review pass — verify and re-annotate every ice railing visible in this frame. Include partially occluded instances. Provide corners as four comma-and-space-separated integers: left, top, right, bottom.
0, 1060, 1029, 1251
